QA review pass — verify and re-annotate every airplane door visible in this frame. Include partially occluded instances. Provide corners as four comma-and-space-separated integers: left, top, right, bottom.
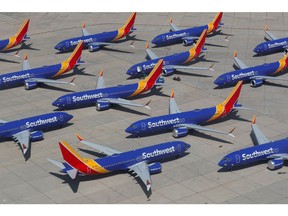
162, 35, 166, 41
227, 75, 231, 83
235, 154, 241, 164
67, 96, 71, 104
66, 41, 70, 48
178, 144, 181, 153
141, 122, 146, 131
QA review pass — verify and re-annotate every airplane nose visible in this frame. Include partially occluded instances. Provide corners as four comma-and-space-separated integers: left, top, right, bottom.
214, 78, 220, 86
125, 127, 133, 134
151, 38, 156, 44
52, 100, 59, 107
218, 160, 226, 167
185, 143, 191, 150
66, 114, 73, 121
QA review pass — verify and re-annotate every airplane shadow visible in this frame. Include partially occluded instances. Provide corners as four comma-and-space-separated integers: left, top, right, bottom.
111, 105, 151, 116
217, 160, 265, 172
131, 87, 169, 100
0, 57, 20, 64
101, 46, 134, 54
264, 81, 288, 88
174, 70, 213, 78
39, 84, 76, 93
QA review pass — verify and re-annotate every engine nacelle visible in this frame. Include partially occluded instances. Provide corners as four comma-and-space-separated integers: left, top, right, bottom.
148, 162, 162, 174
162, 67, 174, 76
88, 44, 100, 52
250, 79, 263, 87
182, 38, 194, 46
136, 65, 143, 73
172, 127, 189, 138
25, 81, 38, 90
96, 101, 110, 111
30, 130, 44, 142
267, 159, 284, 170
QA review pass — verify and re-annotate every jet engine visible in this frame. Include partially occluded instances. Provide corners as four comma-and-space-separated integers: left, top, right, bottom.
88, 44, 100, 52
162, 67, 174, 76
96, 101, 110, 111
136, 66, 143, 73
250, 79, 263, 87
267, 159, 284, 170
25, 81, 38, 90
182, 38, 194, 46
30, 131, 44, 142
148, 162, 162, 174
172, 127, 189, 138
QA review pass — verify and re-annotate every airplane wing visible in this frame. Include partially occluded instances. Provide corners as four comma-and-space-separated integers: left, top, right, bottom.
76, 134, 122, 156
251, 116, 270, 145
81, 23, 90, 36
175, 123, 235, 137
128, 161, 152, 191
268, 153, 288, 160
169, 17, 181, 31
169, 90, 181, 114
98, 98, 151, 109
183, 36, 199, 41
250, 75, 288, 82
12, 130, 31, 155
233, 52, 248, 69
22, 54, 31, 71
145, 43, 159, 60
265, 26, 278, 41
0, 119, 7, 124
165, 64, 214, 71
96, 70, 105, 89
25, 77, 76, 86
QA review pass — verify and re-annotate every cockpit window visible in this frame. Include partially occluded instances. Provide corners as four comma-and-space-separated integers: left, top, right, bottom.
58, 98, 63, 102
131, 125, 137, 129
223, 158, 231, 162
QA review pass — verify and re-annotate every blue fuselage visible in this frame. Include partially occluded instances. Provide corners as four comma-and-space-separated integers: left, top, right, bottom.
55, 30, 119, 52
126, 51, 191, 77
214, 61, 281, 87
126, 107, 218, 135
52, 83, 139, 109
0, 39, 10, 50
254, 38, 288, 55
151, 25, 208, 46
218, 139, 288, 169
0, 112, 73, 138
0, 64, 62, 88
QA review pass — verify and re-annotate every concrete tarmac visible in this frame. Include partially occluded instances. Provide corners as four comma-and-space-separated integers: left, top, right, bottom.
1, 12, 288, 203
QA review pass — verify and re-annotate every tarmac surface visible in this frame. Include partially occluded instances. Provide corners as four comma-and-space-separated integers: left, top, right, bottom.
1, 12, 288, 204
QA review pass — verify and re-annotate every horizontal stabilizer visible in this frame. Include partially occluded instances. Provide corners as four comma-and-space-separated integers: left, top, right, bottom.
67, 168, 78, 179
47, 158, 65, 170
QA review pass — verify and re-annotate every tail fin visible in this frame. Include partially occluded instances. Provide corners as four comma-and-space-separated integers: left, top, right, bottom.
280, 52, 288, 67
62, 41, 84, 70
192, 29, 207, 56
143, 59, 164, 90
121, 12, 137, 35
220, 81, 243, 112
207, 12, 223, 33
58, 141, 84, 176
13, 19, 30, 45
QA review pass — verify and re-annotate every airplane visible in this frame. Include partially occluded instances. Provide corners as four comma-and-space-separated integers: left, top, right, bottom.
125, 81, 244, 138
0, 112, 73, 159
0, 19, 30, 52
218, 116, 288, 170
214, 51, 288, 88
0, 41, 84, 90
54, 12, 136, 52
151, 12, 223, 47
52, 59, 164, 111
253, 26, 288, 55
126, 29, 214, 78
48, 133, 191, 195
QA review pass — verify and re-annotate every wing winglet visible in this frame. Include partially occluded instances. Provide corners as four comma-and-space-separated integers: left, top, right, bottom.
75, 133, 84, 141
234, 51, 237, 58
228, 127, 236, 138
170, 90, 175, 98
252, 115, 256, 125
99, 69, 104, 77
145, 42, 149, 49
144, 100, 152, 110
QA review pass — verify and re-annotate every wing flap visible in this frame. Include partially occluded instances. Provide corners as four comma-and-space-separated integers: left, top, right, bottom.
169, 17, 180, 31
169, 90, 181, 114
145, 43, 159, 60
12, 130, 31, 155
26, 77, 76, 86
251, 116, 270, 145
96, 69, 105, 89
233, 52, 248, 69
251, 75, 288, 82
128, 161, 152, 191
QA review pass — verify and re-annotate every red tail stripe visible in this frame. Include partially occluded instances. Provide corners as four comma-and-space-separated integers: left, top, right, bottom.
213, 12, 223, 29
15, 19, 29, 44
144, 59, 163, 89
67, 41, 84, 68
195, 30, 207, 55
123, 12, 136, 34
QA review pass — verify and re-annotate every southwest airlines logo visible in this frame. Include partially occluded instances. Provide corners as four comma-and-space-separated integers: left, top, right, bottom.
231, 71, 256, 81
2, 73, 31, 83
72, 93, 103, 102
70, 38, 93, 46
142, 146, 176, 159
148, 118, 181, 129
166, 32, 187, 40
242, 148, 274, 161
268, 41, 287, 49
25, 116, 58, 128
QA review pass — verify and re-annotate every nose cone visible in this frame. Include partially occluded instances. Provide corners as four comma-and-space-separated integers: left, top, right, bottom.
218, 159, 225, 167
66, 113, 73, 122
151, 37, 157, 45
54, 43, 61, 51
52, 100, 60, 107
214, 77, 221, 86
253, 45, 261, 53
184, 143, 191, 150
125, 126, 134, 134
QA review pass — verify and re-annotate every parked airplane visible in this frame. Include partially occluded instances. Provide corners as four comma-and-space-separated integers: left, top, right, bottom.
214, 51, 288, 87
0, 41, 84, 90
254, 26, 288, 55
0, 19, 30, 52
0, 112, 73, 159
54, 13, 136, 52
52, 59, 164, 111
127, 30, 213, 78
151, 12, 223, 47
125, 81, 244, 138
48, 134, 190, 195
219, 116, 288, 170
